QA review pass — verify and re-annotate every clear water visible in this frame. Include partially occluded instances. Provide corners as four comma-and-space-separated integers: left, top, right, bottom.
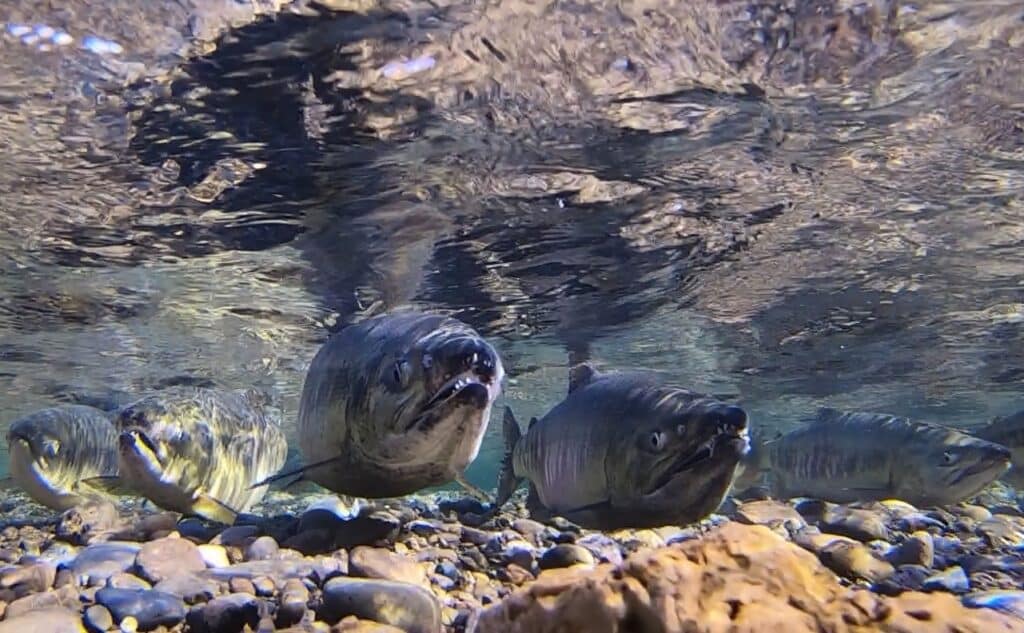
1, 0, 1023, 492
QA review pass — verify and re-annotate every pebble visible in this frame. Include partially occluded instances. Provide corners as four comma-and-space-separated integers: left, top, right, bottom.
817, 540, 895, 583
120, 616, 138, 633
106, 572, 151, 591
135, 536, 205, 583
229, 577, 256, 595
502, 540, 536, 570
198, 544, 231, 568
407, 520, 442, 536
735, 500, 807, 529
821, 507, 890, 542
186, 593, 262, 633
96, 587, 187, 631
212, 526, 260, 547
575, 534, 623, 566
349, 546, 427, 586
84, 604, 114, 633
923, 566, 970, 594
4, 584, 79, 619
276, 578, 309, 628
885, 531, 934, 568
320, 577, 442, 633
253, 576, 276, 596
538, 544, 596, 570
0, 560, 56, 593
56, 500, 120, 545
154, 572, 220, 604
71, 542, 141, 585
245, 537, 279, 562
962, 590, 1024, 619
0, 608, 84, 632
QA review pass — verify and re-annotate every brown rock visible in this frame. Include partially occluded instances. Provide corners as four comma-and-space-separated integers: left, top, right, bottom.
135, 535, 206, 583
734, 500, 807, 529
349, 547, 427, 587
821, 507, 890, 542
331, 616, 406, 632
0, 607, 85, 632
817, 540, 894, 583
3, 584, 79, 620
474, 522, 1022, 633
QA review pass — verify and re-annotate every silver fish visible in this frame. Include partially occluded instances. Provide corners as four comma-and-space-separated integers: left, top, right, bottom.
974, 409, 1024, 488
744, 407, 1011, 506
5, 404, 121, 511
86, 387, 287, 524
496, 363, 750, 530
257, 310, 504, 502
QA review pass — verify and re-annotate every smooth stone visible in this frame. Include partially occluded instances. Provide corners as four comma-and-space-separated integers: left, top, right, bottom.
135, 536, 206, 584
499, 563, 534, 585
511, 519, 549, 542
821, 507, 890, 542
977, 518, 1024, 549
186, 593, 262, 633
106, 572, 151, 591
56, 500, 120, 545
538, 544, 596, 570
85, 604, 114, 633
320, 577, 441, 633
39, 542, 80, 567
574, 534, 623, 566
923, 566, 971, 594
202, 558, 321, 582
817, 540, 895, 583
958, 504, 993, 522
0, 560, 56, 592
198, 545, 231, 569
502, 541, 536, 570
229, 577, 256, 595
791, 530, 858, 554
0, 607, 85, 633
872, 564, 932, 596
885, 531, 935, 568
153, 572, 220, 604
244, 537, 279, 562
349, 546, 427, 587
735, 500, 807, 529
136, 514, 181, 538
438, 498, 487, 516
120, 616, 137, 633
71, 542, 142, 585
435, 561, 460, 582
297, 497, 363, 531
407, 520, 442, 536
96, 587, 187, 631
963, 590, 1024, 619
276, 578, 309, 628
253, 576, 276, 597
4, 584, 79, 619
896, 513, 946, 532
211, 526, 260, 547
177, 519, 216, 543
460, 527, 492, 547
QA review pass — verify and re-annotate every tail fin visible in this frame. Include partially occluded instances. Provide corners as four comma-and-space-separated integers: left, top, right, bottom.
495, 406, 523, 508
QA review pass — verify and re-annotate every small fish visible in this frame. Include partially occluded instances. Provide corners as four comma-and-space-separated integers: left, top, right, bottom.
495, 363, 750, 530
85, 387, 287, 524
974, 410, 1024, 488
255, 310, 504, 504
743, 407, 1011, 507
4, 404, 122, 511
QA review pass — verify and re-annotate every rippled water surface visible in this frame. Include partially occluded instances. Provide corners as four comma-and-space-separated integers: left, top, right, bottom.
1, 0, 1023, 489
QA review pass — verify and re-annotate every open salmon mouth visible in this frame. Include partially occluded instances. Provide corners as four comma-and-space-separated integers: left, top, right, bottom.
424, 371, 488, 409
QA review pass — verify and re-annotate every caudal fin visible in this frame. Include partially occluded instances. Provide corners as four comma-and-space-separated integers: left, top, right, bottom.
495, 406, 523, 508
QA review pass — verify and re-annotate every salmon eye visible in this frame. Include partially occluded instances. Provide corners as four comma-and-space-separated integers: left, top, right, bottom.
389, 359, 411, 387
942, 451, 956, 465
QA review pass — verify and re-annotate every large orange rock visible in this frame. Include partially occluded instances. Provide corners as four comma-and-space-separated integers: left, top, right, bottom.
475, 522, 1024, 633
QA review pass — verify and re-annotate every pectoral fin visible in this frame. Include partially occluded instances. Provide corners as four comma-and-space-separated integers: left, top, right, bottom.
79, 476, 137, 497
192, 492, 239, 525
250, 455, 343, 490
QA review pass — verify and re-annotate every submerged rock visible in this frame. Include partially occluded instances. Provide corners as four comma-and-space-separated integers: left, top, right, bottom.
0, 607, 84, 632
474, 522, 1022, 632
320, 577, 441, 633
95, 587, 187, 631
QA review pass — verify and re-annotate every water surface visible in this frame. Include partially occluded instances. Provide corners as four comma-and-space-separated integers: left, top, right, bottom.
1, 0, 1023, 490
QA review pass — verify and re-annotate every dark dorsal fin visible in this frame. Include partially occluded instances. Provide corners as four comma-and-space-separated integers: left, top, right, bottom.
568, 363, 599, 394
527, 416, 539, 430
811, 406, 845, 423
